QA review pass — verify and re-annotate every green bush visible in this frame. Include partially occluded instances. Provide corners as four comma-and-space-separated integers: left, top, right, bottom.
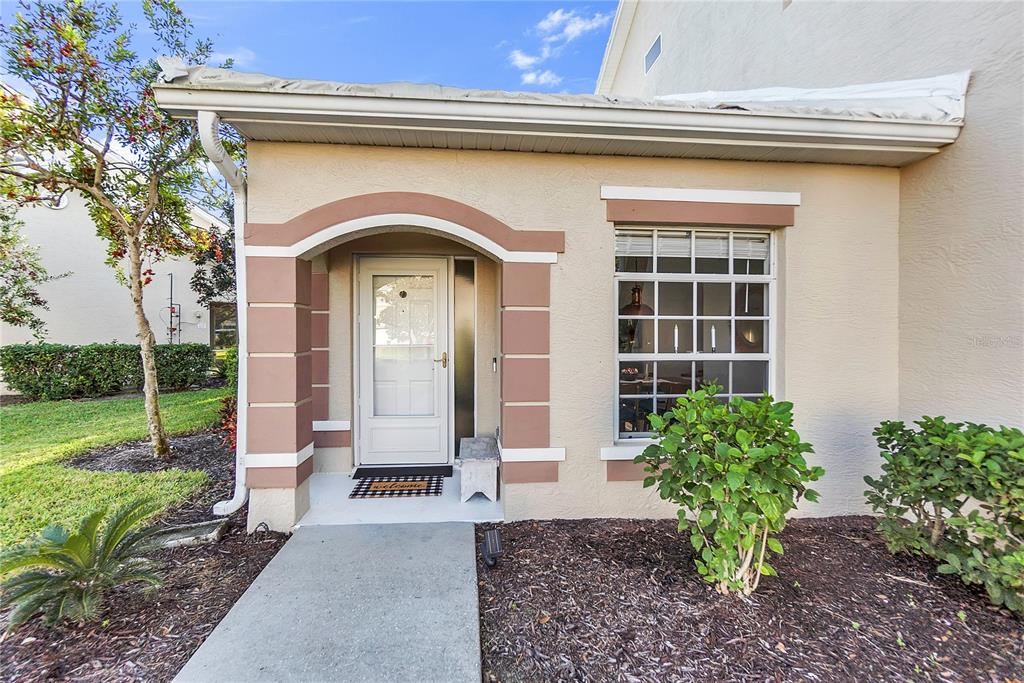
865, 417, 1024, 612
221, 346, 238, 388
0, 500, 163, 630
0, 343, 212, 400
636, 385, 823, 595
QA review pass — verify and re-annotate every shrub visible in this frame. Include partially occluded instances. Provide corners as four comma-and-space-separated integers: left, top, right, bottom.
636, 385, 823, 595
0, 342, 212, 400
218, 395, 237, 451
0, 500, 163, 630
865, 417, 1024, 612
221, 346, 238, 388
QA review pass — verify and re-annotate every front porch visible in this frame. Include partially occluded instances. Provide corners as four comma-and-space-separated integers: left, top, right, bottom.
241, 192, 566, 531
297, 469, 504, 527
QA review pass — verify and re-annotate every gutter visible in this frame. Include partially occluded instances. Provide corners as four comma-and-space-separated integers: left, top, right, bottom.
197, 110, 248, 517
153, 86, 962, 151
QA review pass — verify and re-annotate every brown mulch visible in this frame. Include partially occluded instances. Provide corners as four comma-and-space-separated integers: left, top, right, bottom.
477, 517, 1024, 683
1, 430, 288, 682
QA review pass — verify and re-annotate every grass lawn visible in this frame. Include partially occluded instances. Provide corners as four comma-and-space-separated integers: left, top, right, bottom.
0, 387, 229, 548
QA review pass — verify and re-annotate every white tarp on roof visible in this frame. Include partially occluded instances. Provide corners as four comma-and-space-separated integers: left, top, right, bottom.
156, 57, 969, 125
655, 72, 971, 124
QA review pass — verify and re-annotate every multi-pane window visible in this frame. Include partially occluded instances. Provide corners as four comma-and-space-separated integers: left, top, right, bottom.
615, 228, 772, 439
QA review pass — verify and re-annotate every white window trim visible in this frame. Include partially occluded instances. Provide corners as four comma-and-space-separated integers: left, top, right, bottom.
611, 227, 778, 445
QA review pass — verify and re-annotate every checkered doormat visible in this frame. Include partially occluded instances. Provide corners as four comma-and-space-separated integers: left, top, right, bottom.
349, 475, 444, 499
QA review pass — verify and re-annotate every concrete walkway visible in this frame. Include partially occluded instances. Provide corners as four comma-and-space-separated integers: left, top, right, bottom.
174, 523, 480, 683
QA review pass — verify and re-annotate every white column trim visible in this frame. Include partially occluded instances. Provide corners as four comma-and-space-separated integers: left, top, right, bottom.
244, 442, 315, 468
497, 441, 566, 462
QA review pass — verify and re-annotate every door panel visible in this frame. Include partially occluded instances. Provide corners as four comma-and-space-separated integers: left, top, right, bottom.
358, 258, 449, 465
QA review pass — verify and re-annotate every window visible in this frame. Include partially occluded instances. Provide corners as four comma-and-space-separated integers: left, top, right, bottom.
615, 228, 772, 439
644, 34, 662, 73
209, 302, 238, 350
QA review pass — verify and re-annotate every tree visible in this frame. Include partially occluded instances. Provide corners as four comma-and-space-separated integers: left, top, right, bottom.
189, 173, 236, 306
0, 201, 66, 340
0, 0, 216, 458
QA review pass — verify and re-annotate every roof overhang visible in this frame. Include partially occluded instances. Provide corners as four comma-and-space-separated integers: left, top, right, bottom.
154, 80, 962, 167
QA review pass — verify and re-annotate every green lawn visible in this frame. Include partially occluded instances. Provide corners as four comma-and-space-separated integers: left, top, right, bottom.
0, 387, 229, 548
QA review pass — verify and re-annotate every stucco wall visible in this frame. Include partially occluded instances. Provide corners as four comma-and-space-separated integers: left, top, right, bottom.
1, 194, 217, 350
247, 142, 899, 519
601, 0, 1024, 427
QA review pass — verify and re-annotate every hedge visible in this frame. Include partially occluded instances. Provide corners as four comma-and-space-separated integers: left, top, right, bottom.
0, 343, 213, 400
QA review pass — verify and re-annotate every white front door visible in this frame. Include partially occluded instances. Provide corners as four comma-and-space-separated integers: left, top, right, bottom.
357, 257, 450, 465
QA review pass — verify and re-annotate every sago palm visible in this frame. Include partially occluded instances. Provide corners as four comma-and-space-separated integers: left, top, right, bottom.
0, 499, 164, 630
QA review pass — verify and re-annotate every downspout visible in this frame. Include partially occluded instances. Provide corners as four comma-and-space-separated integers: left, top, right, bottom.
198, 110, 248, 516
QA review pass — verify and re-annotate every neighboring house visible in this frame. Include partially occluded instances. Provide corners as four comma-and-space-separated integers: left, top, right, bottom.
0, 195, 234, 351
152, 1, 1021, 532
596, 0, 1024, 430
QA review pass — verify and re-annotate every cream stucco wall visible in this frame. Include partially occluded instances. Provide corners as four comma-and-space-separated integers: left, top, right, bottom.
248, 142, 899, 519
601, 0, 1024, 427
1, 194, 219, 350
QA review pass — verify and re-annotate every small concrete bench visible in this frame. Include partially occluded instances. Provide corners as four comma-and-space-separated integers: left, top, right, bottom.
459, 437, 499, 503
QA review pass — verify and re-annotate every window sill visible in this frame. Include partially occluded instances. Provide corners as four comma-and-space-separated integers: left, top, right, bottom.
601, 440, 656, 461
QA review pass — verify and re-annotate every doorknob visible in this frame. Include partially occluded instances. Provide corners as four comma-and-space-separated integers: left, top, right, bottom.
434, 351, 448, 369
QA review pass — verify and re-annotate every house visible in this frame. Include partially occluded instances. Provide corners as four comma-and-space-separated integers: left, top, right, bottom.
597, 1, 1023, 429
0, 194, 233, 351
151, 1, 1021, 533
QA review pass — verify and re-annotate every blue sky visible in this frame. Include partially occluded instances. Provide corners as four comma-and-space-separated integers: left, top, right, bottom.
94, 1, 617, 94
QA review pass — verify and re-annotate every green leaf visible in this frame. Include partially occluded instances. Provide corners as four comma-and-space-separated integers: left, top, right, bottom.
710, 480, 725, 501
726, 470, 745, 491
936, 564, 959, 574
766, 537, 784, 555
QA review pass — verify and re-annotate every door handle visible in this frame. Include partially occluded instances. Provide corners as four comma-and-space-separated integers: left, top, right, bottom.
434, 351, 448, 369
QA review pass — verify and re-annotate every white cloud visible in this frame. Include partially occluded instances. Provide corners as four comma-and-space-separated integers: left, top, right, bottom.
536, 9, 612, 43
508, 49, 540, 70
210, 47, 256, 68
506, 8, 611, 89
521, 70, 563, 87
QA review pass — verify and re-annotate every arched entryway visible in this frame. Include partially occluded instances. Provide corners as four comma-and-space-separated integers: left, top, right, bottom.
240, 192, 565, 531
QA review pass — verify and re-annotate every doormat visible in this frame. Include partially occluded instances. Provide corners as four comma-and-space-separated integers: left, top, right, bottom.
349, 475, 444, 499
352, 465, 453, 479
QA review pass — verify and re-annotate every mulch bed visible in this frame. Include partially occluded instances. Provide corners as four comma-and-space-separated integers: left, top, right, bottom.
1, 430, 288, 682
477, 517, 1024, 683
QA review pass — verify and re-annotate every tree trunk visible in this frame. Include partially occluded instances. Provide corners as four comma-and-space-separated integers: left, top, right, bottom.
128, 236, 171, 459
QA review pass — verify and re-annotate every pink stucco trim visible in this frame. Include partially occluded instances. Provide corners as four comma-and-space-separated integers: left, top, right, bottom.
501, 263, 550, 307
246, 457, 314, 489
247, 354, 312, 404
501, 310, 550, 355
502, 461, 558, 484
500, 405, 549, 448
501, 358, 549, 403
311, 349, 329, 385
247, 257, 312, 305
311, 313, 329, 348
247, 307, 311, 353
311, 272, 329, 311
245, 192, 565, 253
605, 199, 795, 227
606, 460, 651, 482
312, 386, 330, 421
247, 402, 314, 454
313, 430, 351, 448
